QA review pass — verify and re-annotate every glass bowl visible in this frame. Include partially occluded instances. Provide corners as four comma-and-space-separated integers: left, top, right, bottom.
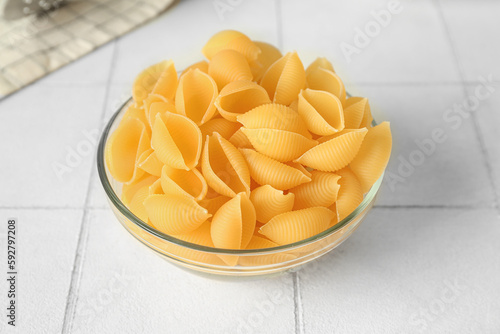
97, 98, 384, 278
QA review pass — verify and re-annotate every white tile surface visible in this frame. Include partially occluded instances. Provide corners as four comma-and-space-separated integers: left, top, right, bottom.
280, 0, 460, 85
68, 209, 296, 334
0, 209, 82, 334
298, 208, 500, 334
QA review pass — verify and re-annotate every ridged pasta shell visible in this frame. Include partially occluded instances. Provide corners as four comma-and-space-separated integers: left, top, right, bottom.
295, 128, 368, 172
250, 185, 295, 223
344, 97, 373, 128
128, 184, 150, 222
240, 148, 311, 190
209, 49, 253, 89
160, 165, 208, 201
250, 41, 283, 82
122, 103, 149, 132
201, 132, 251, 197
148, 178, 164, 195
106, 117, 150, 183
202, 30, 261, 63
306, 67, 346, 104
290, 171, 340, 209
181, 60, 209, 77
151, 60, 178, 101
175, 69, 218, 125
240, 127, 317, 162
334, 167, 364, 221
229, 128, 253, 149
198, 195, 231, 215
137, 148, 163, 176
132, 60, 176, 104
305, 57, 335, 76
239, 235, 296, 266
349, 122, 392, 193
298, 89, 344, 136
284, 161, 312, 178
237, 103, 310, 138
151, 112, 202, 170
145, 99, 177, 129
259, 207, 335, 245
260, 51, 306, 105
200, 117, 241, 140
214, 80, 271, 122
143, 194, 211, 235
121, 174, 158, 206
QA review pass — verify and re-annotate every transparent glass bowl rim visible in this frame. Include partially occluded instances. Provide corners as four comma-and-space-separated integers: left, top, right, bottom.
97, 97, 383, 255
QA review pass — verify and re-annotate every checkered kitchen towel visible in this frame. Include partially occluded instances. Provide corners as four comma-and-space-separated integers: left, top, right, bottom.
0, 0, 176, 98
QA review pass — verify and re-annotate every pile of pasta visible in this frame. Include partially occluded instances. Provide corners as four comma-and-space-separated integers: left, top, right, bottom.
105, 30, 392, 264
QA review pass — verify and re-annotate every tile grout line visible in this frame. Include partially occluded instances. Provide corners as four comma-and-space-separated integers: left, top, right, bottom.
292, 272, 304, 334
434, 0, 500, 214
61, 39, 120, 334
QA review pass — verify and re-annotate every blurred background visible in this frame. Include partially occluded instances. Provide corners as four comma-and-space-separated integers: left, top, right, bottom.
0, 0, 499, 333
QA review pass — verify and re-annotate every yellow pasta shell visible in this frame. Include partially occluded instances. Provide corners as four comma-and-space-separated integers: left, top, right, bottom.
200, 117, 241, 140
181, 60, 209, 77
122, 103, 149, 132
151, 112, 202, 170
240, 148, 311, 190
349, 122, 392, 193
198, 195, 231, 215
148, 178, 164, 196
214, 80, 271, 122
128, 184, 150, 222
285, 161, 312, 178
237, 103, 310, 138
202, 30, 261, 63
250, 41, 283, 82
201, 133, 251, 197
208, 49, 253, 89
146, 99, 176, 129
290, 171, 340, 210
260, 51, 306, 105
335, 167, 364, 221
250, 185, 295, 223
229, 128, 253, 149
343, 97, 369, 129
240, 127, 317, 162
121, 174, 158, 206
132, 60, 175, 105
298, 89, 345, 136
144, 194, 211, 235
259, 207, 335, 245
137, 148, 163, 176
175, 69, 218, 126
160, 165, 208, 201
151, 60, 178, 101
305, 57, 335, 76
239, 235, 296, 266
296, 128, 368, 172
306, 67, 346, 104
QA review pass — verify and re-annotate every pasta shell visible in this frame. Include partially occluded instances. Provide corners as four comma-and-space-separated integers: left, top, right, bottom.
143, 194, 211, 235
175, 69, 218, 125
239, 236, 296, 266
202, 30, 261, 63
259, 207, 335, 245
298, 89, 344, 136
137, 148, 163, 176
160, 165, 208, 201
250, 185, 295, 223
151, 60, 178, 101
199, 195, 231, 215
285, 161, 312, 178
148, 178, 164, 195
288, 99, 298, 111
345, 97, 373, 129
151, 112, 202, 170
122, 103, 149, 131
334, 167, 363, 221
200, 117, 241, 140
121, 174, 158, 206
209, 50, 253, 89
237, 103, 310, 138
306, 67, 346, 104
229, 128, 253, 149
201, 133, 251, 197
295, 128, 368, 172
132, 60, 175, 104
349, 122, 392, 193
181, 60, 209, 77
106, 117, 150, 183
214, 80, 271, 122
260, 51, 306, 105
290, 171, 340, 209
240, 148, 311, 190
250, 41, 283, 82
240, 127, 317, 162
305, 57, 335, 76
146, 99, 176, 129
128, 184, 150, 222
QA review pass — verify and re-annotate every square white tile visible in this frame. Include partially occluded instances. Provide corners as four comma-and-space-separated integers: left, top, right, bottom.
280, 0, 460, 85
0, 209, 83, 334
69, 209, 296, 334
298, 207, 500, 334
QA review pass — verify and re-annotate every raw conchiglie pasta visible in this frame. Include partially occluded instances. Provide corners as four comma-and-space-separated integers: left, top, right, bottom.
240, 148, 311, 190
148, 178, 163, 195
208, 49, 253, 89
181, 60, 209, 76
285, 161, 312, 178
239, 235, 296, 266
201, 132, 251, 197
240, 127, 317, 162
334, 167, 363, 221
260, 51, 306, 105
214, 80, 271, 122
306, 67, 346, 104
229, 128, 253, 149
250, 185, 295, 223
128, 184, 150, 222
151, 112, 202, 170
199, 195, 231, 215
160, 165, 208, 201
132, 60, 174, 104
151, 60, 177, 100
137, 148, 163, 176
298, 89, 344, 136
349, 122, 392, 193
106, 117, 150, 183
122, 103, 149, 130
202, 30, 261, 63
290, 171, 340, 210
237, 103, 310, 138
175, 69, 218, 125
146, 99, 176, 128
296, 128, 368, 172
144, 194, 211, 235
250, 41, 283, 81
305, 57, 335, 76
200, 118, 241, 142
260, 207, 335, 245
344, 97, 372, 129
121, 174, 158, 206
